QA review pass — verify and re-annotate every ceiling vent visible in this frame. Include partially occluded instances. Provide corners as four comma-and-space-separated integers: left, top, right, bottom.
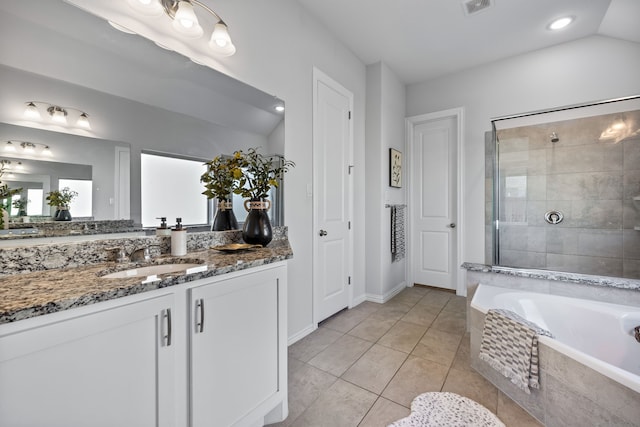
462, 0, 492, 15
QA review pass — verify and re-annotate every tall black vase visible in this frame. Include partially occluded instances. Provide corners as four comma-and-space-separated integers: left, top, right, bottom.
54, 206, 72, 221
212, 199, 239, 231
242, 198, 272, 246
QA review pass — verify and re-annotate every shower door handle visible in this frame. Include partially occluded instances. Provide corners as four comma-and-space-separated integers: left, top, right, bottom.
447, 223, 456, 229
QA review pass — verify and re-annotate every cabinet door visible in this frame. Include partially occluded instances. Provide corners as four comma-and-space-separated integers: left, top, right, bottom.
190, 267, 282, 427
0, 293, 175, 427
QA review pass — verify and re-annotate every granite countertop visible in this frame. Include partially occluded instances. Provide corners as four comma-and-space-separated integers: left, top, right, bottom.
0, 239, 293, 324
462, 262, 640, 291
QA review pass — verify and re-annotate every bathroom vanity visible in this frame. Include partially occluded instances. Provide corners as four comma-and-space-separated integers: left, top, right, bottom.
0, 239, 291, 427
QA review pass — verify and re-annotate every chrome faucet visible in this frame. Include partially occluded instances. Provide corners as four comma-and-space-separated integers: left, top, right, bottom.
112, 244, 161, 263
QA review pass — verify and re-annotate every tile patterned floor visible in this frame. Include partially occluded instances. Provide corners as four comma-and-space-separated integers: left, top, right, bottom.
275, 286, 543, 427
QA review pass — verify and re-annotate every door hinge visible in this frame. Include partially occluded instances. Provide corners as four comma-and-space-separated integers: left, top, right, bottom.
348, 221, 351, 230
348, 276, 351, 285
348, 111, 351, 120
348, 165, 354, 175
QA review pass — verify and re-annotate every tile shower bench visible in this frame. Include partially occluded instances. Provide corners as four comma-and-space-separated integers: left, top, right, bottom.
0, 240, 292, 427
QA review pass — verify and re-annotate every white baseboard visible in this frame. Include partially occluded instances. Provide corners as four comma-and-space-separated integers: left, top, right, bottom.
365, 281, 407, 304
350, 293, 368, 307
287, 324, 317, 346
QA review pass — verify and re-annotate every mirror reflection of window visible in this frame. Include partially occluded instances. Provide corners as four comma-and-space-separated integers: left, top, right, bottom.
141, 153, 209, 227
26, 189, 43, 216
59, 179, 93, 218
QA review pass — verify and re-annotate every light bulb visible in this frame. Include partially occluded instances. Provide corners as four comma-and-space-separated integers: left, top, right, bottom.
548, 17, 573, 31
23, 144, 35, 154
172, 1, 203, 37
5, 141, 16, 152
43, 146, 53, 156
275, 105, 285, 112
24, 102, 41, 120
77, 113, 91, 129
48, 106, 68, 125
209, 23, 236, 56
15, 162, 24, 171
126, 0, 162, 16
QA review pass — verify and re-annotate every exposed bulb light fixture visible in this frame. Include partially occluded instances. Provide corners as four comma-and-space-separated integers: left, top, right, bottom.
23, 101, 91, 130
3, 141, 54, 157
127, 0, 163, 16
172, 1, 203, 37
24, 102, 41, 120
77, 113, 92, 130
4, 141, 16, 152
22, 142, 35, 154
548, 16, 573, 31
125, 0, 237, 56
47, 106, 68, 125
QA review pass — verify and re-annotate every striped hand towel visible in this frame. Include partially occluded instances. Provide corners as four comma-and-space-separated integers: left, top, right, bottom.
478, 309, 553, 394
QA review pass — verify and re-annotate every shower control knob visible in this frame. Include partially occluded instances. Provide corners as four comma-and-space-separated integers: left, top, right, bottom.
447, 223, 456, 228
319, 230, 328, 236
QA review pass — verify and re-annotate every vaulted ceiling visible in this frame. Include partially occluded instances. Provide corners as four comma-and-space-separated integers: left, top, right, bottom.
296, 0, 640, 84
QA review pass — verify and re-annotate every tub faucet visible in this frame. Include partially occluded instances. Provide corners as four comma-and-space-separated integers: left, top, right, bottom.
634, 326, 640, 343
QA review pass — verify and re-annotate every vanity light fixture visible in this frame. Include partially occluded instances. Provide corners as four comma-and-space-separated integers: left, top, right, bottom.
548, 16, 573, 31
4, 141, 17, 153
47, 106, 68, 125
24, 102, 92, 130
3, 141, 53, 157
24, 102, 42, 120
126, 0, 236, 56
127, 0, 163, 16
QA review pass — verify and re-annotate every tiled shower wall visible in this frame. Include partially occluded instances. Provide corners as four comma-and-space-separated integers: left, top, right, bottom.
489, 110, 640, 279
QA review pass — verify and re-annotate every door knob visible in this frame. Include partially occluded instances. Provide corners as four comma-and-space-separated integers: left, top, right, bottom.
319, 230, 328, 236
447, 223, 456, 229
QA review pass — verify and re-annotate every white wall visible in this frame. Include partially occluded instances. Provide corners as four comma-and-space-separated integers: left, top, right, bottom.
406, 35, 640, 265
214, 0, 368, 339
365, 62, 407, 301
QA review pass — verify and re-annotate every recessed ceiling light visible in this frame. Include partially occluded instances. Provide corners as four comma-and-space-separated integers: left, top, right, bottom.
548, 16, 573, 31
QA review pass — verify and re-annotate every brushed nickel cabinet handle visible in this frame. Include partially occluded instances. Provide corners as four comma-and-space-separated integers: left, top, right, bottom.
163, 308, 172, 346
195, 299, 205, 333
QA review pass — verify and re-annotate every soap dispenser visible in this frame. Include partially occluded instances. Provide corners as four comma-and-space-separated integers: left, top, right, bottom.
156, 217, 171, 237
171, 217, 187, 256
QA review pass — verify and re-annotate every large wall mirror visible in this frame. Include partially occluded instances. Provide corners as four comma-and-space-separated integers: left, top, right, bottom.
0, 0, 285, 242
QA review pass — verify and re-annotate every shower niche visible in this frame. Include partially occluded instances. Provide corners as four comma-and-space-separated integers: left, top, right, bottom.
487, 96, 640, 279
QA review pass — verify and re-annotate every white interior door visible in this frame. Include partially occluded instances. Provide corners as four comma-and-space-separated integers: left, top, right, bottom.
313, 68, 353, 323
410, 115, 458, 290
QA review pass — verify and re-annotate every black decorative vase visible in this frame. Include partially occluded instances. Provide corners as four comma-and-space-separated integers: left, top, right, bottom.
54, 206, 72, 221
212, 199, 238, 231
242, 198, 272, 246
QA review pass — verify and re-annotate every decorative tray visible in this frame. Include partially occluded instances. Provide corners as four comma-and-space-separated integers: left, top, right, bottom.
211, 243, 263, 252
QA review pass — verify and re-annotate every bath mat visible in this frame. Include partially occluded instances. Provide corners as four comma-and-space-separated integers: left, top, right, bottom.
388, 392, 505, 427
479, 308, 553, 394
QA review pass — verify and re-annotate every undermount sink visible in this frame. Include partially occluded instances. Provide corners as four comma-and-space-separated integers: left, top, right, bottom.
99, 263, 207, 279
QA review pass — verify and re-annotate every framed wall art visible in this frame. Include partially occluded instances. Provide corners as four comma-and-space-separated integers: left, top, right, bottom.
389, 148, 402, 188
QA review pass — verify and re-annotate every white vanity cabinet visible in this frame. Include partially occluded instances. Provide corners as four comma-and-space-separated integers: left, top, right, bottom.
189, 264, 287, 427
0, 292, 176, 427
0, 261, 288, 427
